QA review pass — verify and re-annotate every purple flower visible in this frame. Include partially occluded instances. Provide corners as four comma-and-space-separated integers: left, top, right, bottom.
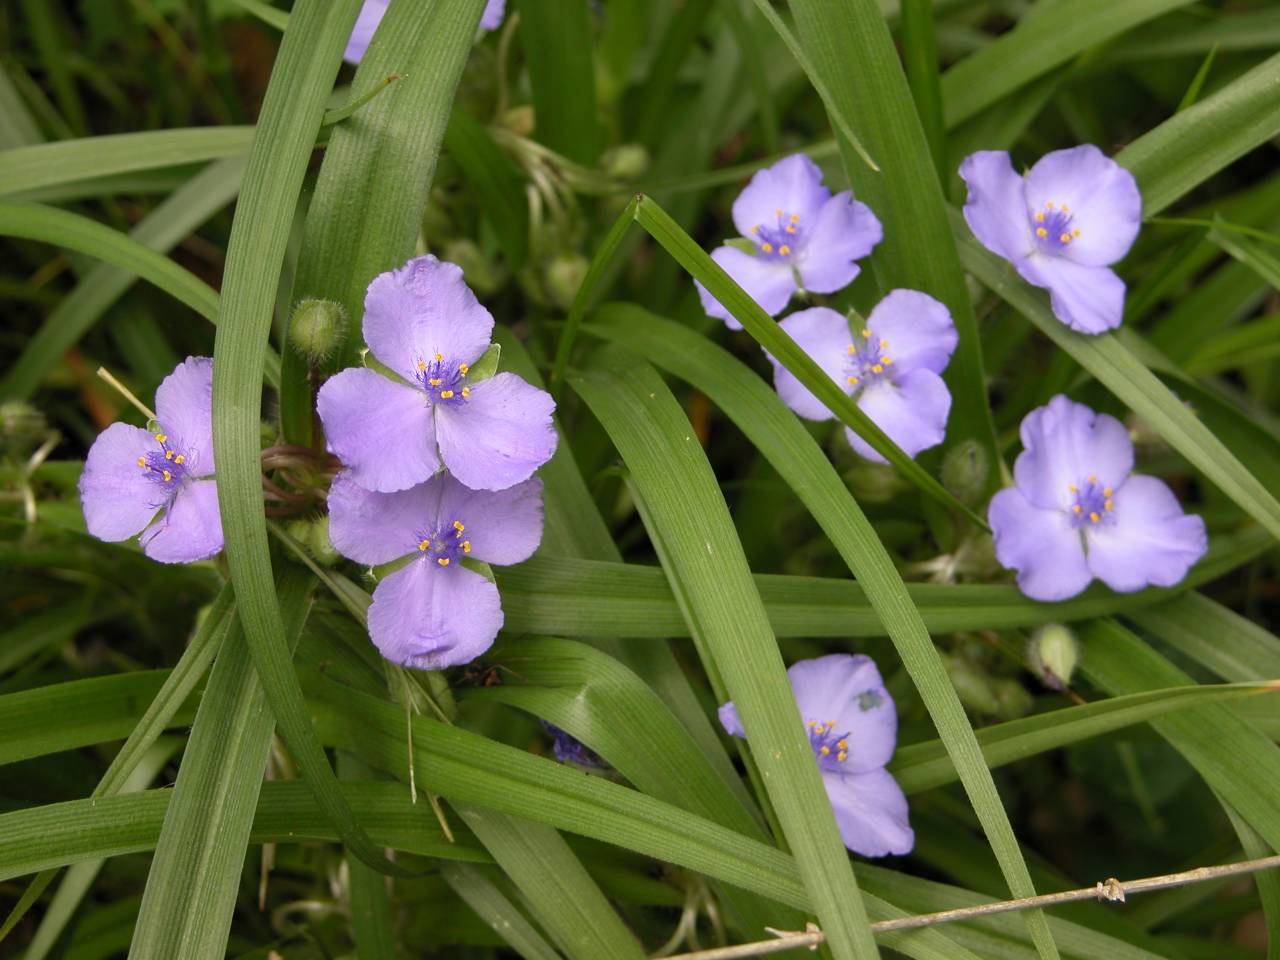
317, 255, 556, 493
719, 654, 913, 858
989, 396, 1207, 602
696, 154, 882, 330
78, 357, 223, 564
345, 0, 506, 64
542, 721, 607, 769
327, 470, 543, 669
767, 290, 957, 462
960, 145, 1141, 334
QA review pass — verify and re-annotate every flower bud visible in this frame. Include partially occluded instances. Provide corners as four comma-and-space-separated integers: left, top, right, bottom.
1027, 623, 1080, 691
0, 402, 48, 456
601, 143, 649, 180
992, 678, 1034, 720
941, 438, 989, 505
842, 458, 906, 504
308, 516, 341, 567
289, 299, 347, 363
545, 253, 589, 311
500, 105, 535, 138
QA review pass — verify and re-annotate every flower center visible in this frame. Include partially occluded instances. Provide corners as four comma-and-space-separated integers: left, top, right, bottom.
135, 432, 191, 500
749, 207, 803, 259
1032, 201, 1081, 252
843, 328, 894, 390
1067, 475, 1116, 529
415, 517, 472, 568
806, 718, 851, 771
414, 353, 472, 405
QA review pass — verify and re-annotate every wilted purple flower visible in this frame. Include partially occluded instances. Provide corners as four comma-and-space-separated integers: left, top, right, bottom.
345, 0, 506, 64
79, 357, 223, 564
989, 395, 1207, 601
720, 655, 913, 858
767, 289, 957, 462
328, 470, 542, 669
541, 721, 607, 769
960, 145, 1141, 334
696, 154, 882, 329
317, 255, 556, 493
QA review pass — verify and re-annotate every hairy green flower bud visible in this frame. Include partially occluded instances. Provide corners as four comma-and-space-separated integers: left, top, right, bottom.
1028, 623, 1080, 691
992, 677, 1035, 720
546, 253, 590, 311
289, 299, 347, 363
601, 143, 649, 180
308, 516, 341, 567
941, 438, 989, 505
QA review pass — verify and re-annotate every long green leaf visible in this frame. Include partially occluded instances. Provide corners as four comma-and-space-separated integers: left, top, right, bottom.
440, 863, 563, 960
513, 0, 600, 165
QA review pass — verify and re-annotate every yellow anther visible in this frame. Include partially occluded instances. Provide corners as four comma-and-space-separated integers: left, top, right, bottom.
1102, 487, 1112, 497
1061, 204, 1070, 212
1089, 511, 1101, 523
778, 244, 792, 255
164, 450, 174, 460
775, 207, 782, 216
1036, 227, 1048, 238
459, 363, 470, 375
1045, 201, 1054, 210
881, 357, 892, 366
162, 470, 172, 482
846, 376, 859, 386
137, 456, 146, 467
879, 339, 889, 348
836, 739, 848, 749
1059, 233, 1071, 244
846, 344, 856, 355
461, 387, 470, 398
1072, 229, 1081, 238
1072, 505, 1082, 514
806, 720, 815, 727
827, 719, 835, 726
417, 359, 427, 370
861, 328, 871, 337
751, 225, 760, 234
785, 225, 797, 234
437, 557, 450, 566
760, 242, 774, 253
419, 539, 430, 551
819, 745, 831, 756
428, 377, 443, 386
812, 724, 824, 735
1068, 484, 1078, 492
1087, 475, 1098, 483
462, 540, 471, 553
440, 389, 455, 399
434, 352, 443, 361
174, 455, 185, 465
1104, 499, 1114, 511
453, 520, 465, 532
154, 433, 167, 443
1035, 212, 1046, 223
872, 364, 883, 374
790, 213, 800, 223
836, 751, 847, 762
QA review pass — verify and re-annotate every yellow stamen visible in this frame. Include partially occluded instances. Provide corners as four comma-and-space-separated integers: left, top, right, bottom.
453, 520, 466, 532
881, 356, 892, 366
461, 540, 471, 553
1102, 487, 1113, 497
879, 339, 889, 348
434, 352, 443, 361
1035, 212, 1046, 223
872, 364, 883, 374
1089, 511, 1101, 523
775, 207, 782, 216
836, 751, 847, 762
1036, 227, 1048, 238
760, 242, 774, 253
846, 376, 859, 385
1061, 204, 1069, 212
428, 377, 443, 386
461, 387, 470, 398
778, 244, 792, 255
1072, 228, 1081, 237
459, 363, 470, 375
419, 539, 430, 551
137, 456, 146, 467
846, 344, 856, 355
1060, 233, 1071, 244
812, 724, 824, 735
819, 745, 830, 756
165, 450, 174, 460
789, 213, 800, 223
417, 360, 427, 370
162, 470, 172, 482
437, 557, 450, 566
1104, 499, 1114, 511
1072, 505, 1082, 514
1068, 484, 1078, 492
861, 328, 871, 338
154, 433, 167, 443
836, 739, 848, 749
1045, 201, 1054, 210
1088, 475, 1097, 483
174, 455, 185, 465
440, 389, 454, 399
785, 225, 797, 234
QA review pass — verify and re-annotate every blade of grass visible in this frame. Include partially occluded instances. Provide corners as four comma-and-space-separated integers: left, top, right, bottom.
900, 0, 947, 183
440, 863, 563, 960
513, 0, 600, 164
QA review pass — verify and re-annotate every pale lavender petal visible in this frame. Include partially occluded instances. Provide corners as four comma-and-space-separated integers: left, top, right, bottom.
154, 356, 215, 475
717, 701, 745, 738
795, 192, 882, 294
731, 154, 831, 239
344, 0, 388, 64
1017, 252, 1126, 335
363, 255, 495, 382
435, 372, 557, 491
1013, 395, 1132, 511
479, 0, 505, 30
770, 307, 853, 421
79, 422, 163, 542
1085, 475, 1207, 593
989, 486, 1092, 601
959, 150, 1034, 263
864, 289, 957, 375
327, 470, 441, 566
139, 479, 223, 564
846, 369, 951, 463
697, 246, 796, 328
317, 368, 439, 493
436, 475, 544, 566
789, 655, 896, 774
822, 767, 914, 857
367, 560, 503, 670
1024, 145, 1141, 267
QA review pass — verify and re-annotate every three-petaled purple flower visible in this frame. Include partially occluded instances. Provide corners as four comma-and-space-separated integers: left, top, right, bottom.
79, 357, 223, 564
719, 654, 913, 857
345, 0, 506, 64
989, 395, 1207, 601
328, 470, 542, 669
317, 255, 556, 493
697, 154, 882, 329
767, 289, 957, 462
960, 145, 1141, 334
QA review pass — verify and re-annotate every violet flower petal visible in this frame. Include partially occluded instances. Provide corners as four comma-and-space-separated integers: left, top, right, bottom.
317, 367, 440, 493
697, 246, 797, 328
988, 486, 1093, 601
822, 767, 914, 857
367, 560, 503, 670
1085, 475, 1208, 592
846, 368, 951, 463
78, 422, 164, 542
479, 0, 506, 31
1013, 395, 1132, 512
730, 154, 831, 239
363, 255, 495, 383
435, 475, 544, 566
139, 479, 223, 564
343, 0, 388, 64
434, 372, 557, 492
959, 150, 1034, 263
153, 356, 215, 475
327, 470, 441, 566
865, 289, 957, 375
1024, 145, 1141, 267
788, 654, 897, 774
771, 306, 853, 421
1016, 255, 1126, 335
796, 192, 882, 294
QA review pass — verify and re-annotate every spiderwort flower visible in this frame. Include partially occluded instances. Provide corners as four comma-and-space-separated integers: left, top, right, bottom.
317, 255, 556, 493
542, 722, 608, 769
767, 290, 957, 462
328, 470, 542, 669
78, 357, 223, 564
989, 396, 1207, 602
959, 145, 1141, 334
719, 655, 913, 857
696, 154, 882, 329
344, 0, 506, 64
